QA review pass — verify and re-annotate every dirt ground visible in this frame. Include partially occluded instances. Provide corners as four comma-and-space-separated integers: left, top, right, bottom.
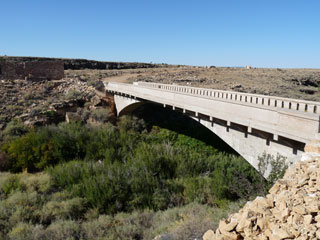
1, 66, 319, 131
66, 66, 320, 102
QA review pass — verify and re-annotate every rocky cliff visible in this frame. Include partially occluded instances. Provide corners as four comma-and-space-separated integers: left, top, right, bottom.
0, 56, 169, 70
203, 140, 320, 240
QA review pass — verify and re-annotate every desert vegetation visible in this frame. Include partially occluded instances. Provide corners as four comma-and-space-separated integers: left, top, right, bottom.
0, 107, 287, 239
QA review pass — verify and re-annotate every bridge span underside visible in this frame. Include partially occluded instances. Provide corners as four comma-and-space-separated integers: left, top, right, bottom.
107, 82, 320, 177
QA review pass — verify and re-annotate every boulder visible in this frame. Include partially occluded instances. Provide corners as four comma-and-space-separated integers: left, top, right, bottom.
202, 230, 215, 240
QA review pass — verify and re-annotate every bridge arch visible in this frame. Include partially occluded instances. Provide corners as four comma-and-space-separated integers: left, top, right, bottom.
114, 95, 145, 116
113, 94, 303, 177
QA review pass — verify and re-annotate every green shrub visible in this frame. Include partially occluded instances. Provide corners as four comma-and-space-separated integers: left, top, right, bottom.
81, 215, 111, 239
258, 152, 288, 191
0, 174, 21, 195
40, 197, 86, 224
0, 172, 248, 240
110, 211, 154, 240
91, 108, 111, 122
179, 176, 215, 205
78, 107, 91, 122
65, 90, 83, 100
5, 191, 41, 225
20, 173, 52, 193
2, 122, 89, 172
0, 119, 29, 142
48, 160, 131, 213
50, 191, 72, 201
84, 123, 120, 161
143, 202, 244, 240
2, 117, 265, 216
38, 220, 80, 240
2, 130, 60, 172
0, 152, 10, 171
84, 208, 99, 220
0, 199, 13, 237
118, 115, 147, 133
211, 153, 265, 201
0, 172, 86, 239
8, 222, 34, 240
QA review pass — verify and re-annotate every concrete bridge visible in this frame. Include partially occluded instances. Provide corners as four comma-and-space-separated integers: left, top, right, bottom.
105, 81, 320, 176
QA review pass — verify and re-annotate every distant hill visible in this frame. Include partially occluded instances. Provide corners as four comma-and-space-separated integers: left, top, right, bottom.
0, 56, 175, 70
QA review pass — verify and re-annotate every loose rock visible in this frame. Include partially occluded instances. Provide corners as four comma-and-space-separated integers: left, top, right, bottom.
203, 157, 320, 240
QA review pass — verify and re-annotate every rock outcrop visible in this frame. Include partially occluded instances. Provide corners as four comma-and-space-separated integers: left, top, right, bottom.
0, 56, 164, 70
203, 141, 320, 240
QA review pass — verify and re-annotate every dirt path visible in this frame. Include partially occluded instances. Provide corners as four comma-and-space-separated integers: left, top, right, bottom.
103, 73, 141, 83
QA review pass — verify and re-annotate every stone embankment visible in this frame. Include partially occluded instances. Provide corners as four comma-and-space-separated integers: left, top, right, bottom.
203, 140, 320, 240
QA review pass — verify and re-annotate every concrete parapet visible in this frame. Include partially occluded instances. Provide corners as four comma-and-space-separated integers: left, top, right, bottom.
135, 82, 320, 115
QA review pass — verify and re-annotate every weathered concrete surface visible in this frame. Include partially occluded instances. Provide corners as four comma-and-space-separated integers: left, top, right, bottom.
105, 81, 320, 175
114, 95, 143, 116
193, 117, 304, 174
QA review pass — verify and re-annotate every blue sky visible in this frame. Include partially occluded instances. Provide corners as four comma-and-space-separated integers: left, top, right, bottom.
0, 0, 319, 68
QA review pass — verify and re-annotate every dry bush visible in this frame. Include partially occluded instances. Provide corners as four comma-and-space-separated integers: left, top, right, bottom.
50, 191, 72, 201
65, 90, 83, 100
8, 222, 34, 240
81, 215, 112, 239
40, 197, 86, 224
5, 191, 40, 224
91, 107, 111, 122
20, 173, 52, 193
144, 201, 245, 240
35, 220, 80, 240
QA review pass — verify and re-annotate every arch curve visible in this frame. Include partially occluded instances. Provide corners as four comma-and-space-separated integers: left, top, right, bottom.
112, 95, 302, 177
114, 95, 145, 116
